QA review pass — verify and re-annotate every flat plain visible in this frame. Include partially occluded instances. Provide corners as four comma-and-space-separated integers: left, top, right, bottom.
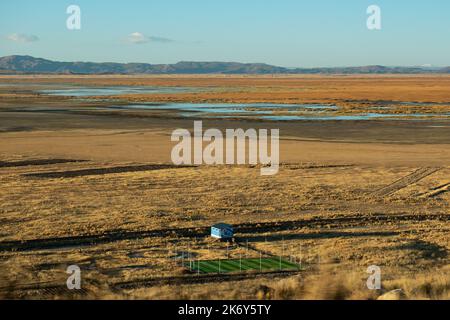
0, 75, 448, 299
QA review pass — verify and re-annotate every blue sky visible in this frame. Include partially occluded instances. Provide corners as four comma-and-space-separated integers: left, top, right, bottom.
1, 0, 449, 67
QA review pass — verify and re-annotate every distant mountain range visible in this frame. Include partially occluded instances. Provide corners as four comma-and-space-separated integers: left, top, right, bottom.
0, 55, 449, 75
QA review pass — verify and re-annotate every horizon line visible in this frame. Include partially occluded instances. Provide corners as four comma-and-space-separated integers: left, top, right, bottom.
1, 55, 448, 70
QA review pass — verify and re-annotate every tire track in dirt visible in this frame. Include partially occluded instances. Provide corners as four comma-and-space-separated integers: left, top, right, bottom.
420, 182, 450, 198
0, 282, 91, 298
0, 270, 304, 297
371, 167, 442, 198
114, 269, 303, 290
0, 213, 447, 252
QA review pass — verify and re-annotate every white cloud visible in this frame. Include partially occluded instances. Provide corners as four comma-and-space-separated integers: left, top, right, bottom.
127, 32, 148, 44
7, 33, 39, 43
127, 32, 174, 44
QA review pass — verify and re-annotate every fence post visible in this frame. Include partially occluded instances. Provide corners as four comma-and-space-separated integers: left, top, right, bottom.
181, 244, 184, 267
240, 253, 242, 272
226, 243, 229, 259
299, 245, 302, 265
246, 240, 249, 257
260, 252, 262, 271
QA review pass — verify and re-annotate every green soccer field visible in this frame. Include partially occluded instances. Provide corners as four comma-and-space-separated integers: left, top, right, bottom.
185, 257, 301, 274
